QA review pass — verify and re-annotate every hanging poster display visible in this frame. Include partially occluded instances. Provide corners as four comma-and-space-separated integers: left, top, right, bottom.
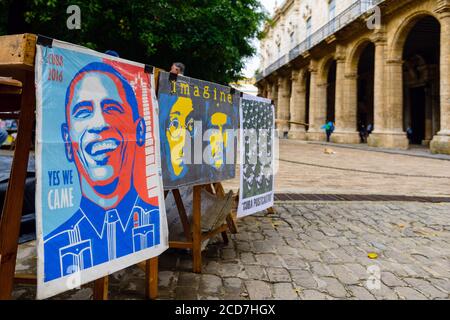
158, 71, 239, 190
35, 39, 168, 299
238, 94, 275, 217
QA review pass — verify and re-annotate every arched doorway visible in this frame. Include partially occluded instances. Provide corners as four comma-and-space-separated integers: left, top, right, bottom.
326, 60, 336, 123
402, 15, 440, 146
357, 42, 375, 141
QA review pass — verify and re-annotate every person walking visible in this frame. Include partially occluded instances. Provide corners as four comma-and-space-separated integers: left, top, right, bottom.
322, 121, 335, 143
359, 124, 367, 143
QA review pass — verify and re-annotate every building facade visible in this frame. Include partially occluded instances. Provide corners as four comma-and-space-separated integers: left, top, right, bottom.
256, 0, 450, 154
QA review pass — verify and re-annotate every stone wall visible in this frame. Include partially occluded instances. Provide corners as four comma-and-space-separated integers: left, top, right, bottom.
257, 0, 450, 155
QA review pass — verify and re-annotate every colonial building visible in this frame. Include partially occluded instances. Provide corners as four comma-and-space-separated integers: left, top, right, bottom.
255, 0, 450, 154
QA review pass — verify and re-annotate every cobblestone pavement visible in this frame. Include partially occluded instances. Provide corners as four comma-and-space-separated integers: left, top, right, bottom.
13, 201, 450, 300
223, 139, 450, 197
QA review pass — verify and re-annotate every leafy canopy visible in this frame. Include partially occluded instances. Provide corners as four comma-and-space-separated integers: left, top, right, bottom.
1, 0, 267, 84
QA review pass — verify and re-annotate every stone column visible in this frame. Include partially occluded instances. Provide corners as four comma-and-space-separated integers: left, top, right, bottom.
368, 33, 408, 149
266, 82, 272, 100
288, 69, 307, 140
424, 86, 433, 145
277, 74, 291, 136
269, 81, 278, 107
431, 2, 450, 154
432, 76, 441, 135
307, 61, 327, 141
331, 56, 360, 144
264, 82, 270, 98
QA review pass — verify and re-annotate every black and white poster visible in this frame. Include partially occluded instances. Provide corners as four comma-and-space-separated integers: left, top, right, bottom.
238, 94, 275, 217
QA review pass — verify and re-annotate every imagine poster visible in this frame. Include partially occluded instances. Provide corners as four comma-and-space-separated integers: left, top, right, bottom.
238, 94, 275, 217
35, 40, 168, 299
158, 71, 239, 190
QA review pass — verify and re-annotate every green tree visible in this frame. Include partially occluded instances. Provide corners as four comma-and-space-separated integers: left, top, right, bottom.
1, 0, 267, 84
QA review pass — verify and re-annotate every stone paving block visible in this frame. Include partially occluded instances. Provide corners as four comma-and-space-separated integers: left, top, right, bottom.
310, 261, 334, 277
381, 271, 406, 287
428, 278, 450, 294
370, 284, 399, 300
221, 248, 237, 260
223, 277, 243, 293
245, 265, 269, 281
236, 241, 253, 252
273, 283, 299, 300
343, 263, 369, 280
377, 261, 412, 278
332, 237, 352, 246
280, 254, 308, 269
274, 245, 298, 255
159, 270, 177, 288
304, 240, 328, 252
403, 278, 448, 299
297, 248, 321, 261
341, 245, 366, 258
318, 227, 339, 237
175, 286, 198, 300
285, 238, 304, 248
316, 239, 340, 250
394, 287, 428, 300
330, 265, 361, 285
347, 285, 376, 300
204, 261, 221, 276
245, 280, 272, 300
290, 270, 318, 289
232, 233, 250, 242
67, 288, 93, 300
199, 274, 223, 295
319, 277, 349, 298
300, 289, 335, 300
177, 272, 201, 288
219, 262, 247, 278
197, 295, 220, 300
253, 240, 276, 253
422, 264, 450, 278
240, 252, 257, 265
255, 254, 284, 268
320, 248, 355, 265
266, 267, 292, 282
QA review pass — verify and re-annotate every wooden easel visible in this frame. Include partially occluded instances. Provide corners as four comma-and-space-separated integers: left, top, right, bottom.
0, 33, 158, 300
167, 183, 238, 273
152, 68, 238, 274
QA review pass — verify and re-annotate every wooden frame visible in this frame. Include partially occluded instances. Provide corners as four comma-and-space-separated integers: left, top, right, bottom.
152, 67, 238, 273
166, 183, 238, 273
0, 34, 158, 300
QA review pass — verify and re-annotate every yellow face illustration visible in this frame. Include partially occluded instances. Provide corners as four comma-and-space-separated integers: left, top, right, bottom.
209, 112, 228, 169
167, 97, 194, 176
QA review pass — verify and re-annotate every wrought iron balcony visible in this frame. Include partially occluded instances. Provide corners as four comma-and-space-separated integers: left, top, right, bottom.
256, 0, 385, 81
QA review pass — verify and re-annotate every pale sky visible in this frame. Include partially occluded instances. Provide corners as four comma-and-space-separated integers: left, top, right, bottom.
242, 0, 277, 78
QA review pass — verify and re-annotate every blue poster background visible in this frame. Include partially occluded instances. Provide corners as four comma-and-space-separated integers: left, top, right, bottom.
37, 42, 166, 292
39, 45, 91, 235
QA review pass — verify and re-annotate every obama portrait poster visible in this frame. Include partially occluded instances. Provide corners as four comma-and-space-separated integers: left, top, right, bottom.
35, 39, 168, 299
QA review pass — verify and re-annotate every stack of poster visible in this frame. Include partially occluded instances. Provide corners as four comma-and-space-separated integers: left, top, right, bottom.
35, 40, 168, 299
237, 94, 275, 217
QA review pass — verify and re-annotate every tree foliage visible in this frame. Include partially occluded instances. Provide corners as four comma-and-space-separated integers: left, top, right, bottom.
1, 0, 267, 84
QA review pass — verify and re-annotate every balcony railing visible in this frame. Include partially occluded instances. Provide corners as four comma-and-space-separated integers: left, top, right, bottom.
255, 0, 385, 81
